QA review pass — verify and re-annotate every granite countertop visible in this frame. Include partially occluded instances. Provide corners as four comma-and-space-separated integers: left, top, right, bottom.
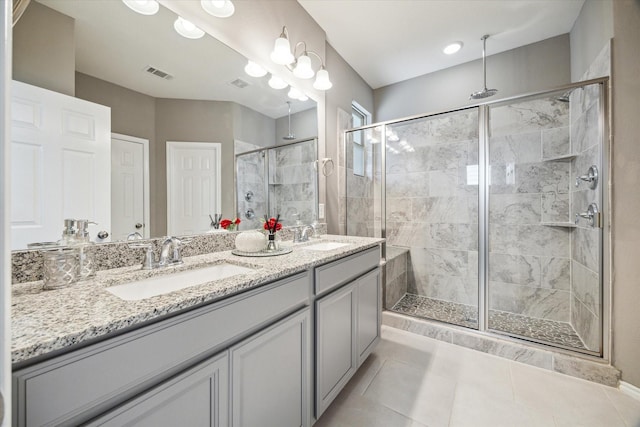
12, 235, 383, 365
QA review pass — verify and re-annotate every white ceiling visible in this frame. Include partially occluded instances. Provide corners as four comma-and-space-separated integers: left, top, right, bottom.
298, 0, 585, 89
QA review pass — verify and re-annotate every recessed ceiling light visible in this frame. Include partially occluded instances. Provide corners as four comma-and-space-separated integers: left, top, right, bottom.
244, 61, 267, 78
201, 0, 235, 18
268, 75, 288, 90
443, 41, 463, 55
122, 0, 159, 15
174, 17, 205, 39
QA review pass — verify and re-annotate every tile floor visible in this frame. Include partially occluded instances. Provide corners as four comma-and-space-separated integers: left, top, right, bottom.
392, 293, 587, 351
314, 326, 640, 427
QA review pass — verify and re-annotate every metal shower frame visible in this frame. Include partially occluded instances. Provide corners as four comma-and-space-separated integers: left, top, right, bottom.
343, 76, 611, 361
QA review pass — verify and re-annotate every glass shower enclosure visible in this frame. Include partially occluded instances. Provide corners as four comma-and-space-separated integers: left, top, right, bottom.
344, 79, 607, 356
236, 138, 318, 230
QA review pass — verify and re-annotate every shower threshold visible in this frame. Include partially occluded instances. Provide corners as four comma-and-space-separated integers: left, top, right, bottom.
391, 293, 588, 351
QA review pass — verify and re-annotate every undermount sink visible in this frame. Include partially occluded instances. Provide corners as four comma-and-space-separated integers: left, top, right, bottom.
302, 242, 350, 251
106, 263, 255, 301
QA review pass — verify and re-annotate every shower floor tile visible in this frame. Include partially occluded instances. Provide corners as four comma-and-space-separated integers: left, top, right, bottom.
391, 293, 588, 351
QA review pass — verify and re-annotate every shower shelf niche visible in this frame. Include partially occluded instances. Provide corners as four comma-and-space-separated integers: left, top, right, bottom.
541, 153, 578, 162
541, 222, 577, 228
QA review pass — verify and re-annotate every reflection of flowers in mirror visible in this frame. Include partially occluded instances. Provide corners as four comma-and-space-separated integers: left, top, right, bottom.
221, 218, 241, 230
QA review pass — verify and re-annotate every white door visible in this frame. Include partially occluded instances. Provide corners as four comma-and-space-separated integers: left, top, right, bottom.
166, 141, 221, 236
10, 81, 111, 249
111, 134, 149, 240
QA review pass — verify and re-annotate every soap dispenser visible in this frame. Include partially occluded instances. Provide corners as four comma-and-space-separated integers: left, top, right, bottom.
58, 218, 77, 246
74, 219, 97, 280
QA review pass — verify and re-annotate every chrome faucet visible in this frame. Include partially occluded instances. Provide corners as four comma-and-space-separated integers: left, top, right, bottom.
158, 236, 185, 267
294, 225, 314, 243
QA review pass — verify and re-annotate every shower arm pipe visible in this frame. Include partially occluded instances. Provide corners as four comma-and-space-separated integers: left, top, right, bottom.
343, 76, 610, 134
481, 35, 488, 90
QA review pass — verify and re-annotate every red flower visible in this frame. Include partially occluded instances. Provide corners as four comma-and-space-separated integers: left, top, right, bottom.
234, 218, 241, 225
220, 219, 232, 229
263, 217, 282, 232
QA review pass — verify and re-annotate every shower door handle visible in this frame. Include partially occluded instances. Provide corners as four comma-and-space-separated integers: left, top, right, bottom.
575, 203, 601, 228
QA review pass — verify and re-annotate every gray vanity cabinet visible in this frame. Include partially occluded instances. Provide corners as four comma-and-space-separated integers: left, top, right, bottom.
314, 248, 381, 417
86, 351, 229, 426
230, 308, 311, 427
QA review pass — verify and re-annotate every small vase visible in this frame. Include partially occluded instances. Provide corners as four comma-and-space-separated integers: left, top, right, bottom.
266, 233, 277, 251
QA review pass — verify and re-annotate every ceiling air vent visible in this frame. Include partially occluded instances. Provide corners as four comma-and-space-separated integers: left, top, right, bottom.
229, 78, 250, 89
143, 65, 173, 80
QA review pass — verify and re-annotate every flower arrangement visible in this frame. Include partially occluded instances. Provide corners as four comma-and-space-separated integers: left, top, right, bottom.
263, 215, 281, 235
220, 218, 241, 231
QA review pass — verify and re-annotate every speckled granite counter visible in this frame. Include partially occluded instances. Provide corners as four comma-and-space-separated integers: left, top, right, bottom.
12, 235, 383, 365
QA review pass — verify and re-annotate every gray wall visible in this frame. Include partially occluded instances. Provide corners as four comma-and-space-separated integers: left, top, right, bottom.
13, 1, 75, 96
275, 108, 318, 143
325, 43, 375, 234
374, 35, 571, 122
611, 0, 640, 389
233, 103, 276, 149
570, 0, 613, 81
155, 99, 235, 234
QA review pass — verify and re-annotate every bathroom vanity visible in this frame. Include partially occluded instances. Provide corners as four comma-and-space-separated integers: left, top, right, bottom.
11, 235, 383, 427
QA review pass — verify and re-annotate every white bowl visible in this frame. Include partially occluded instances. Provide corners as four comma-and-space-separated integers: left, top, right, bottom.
235, 230, 267, 253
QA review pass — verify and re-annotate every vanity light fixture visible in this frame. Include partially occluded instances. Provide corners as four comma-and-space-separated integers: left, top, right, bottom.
443, 41, 463, 55
200, 0, 235, 18
270, 26, 332, 91
174, 17, 205, 39
268, 75, 288, 90
288, 87, 302, 99
122, 0, 159, 15
244, 61, 267, 78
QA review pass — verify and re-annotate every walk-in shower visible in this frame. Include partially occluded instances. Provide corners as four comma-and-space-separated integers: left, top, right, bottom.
344, 78, 608, 357
235, 138, 318, 230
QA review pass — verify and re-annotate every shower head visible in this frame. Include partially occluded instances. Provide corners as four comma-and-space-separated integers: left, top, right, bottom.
283, 101, 296, 140
555, 90, 572, 103
470, 34, 498, 100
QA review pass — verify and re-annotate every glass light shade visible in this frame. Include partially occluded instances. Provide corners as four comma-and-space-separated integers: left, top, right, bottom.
244, 61, 267, 77
298, 94, 309, 102
268, 75, 288, 90
122, 0, 159, 15
443, 42, 463, 55
271, 37, 294, 65
200, 0, 235, 18
292, 54, 314, 79
174, 17, 205, 39
313, 68, 333, 90
288, 87, 302, 100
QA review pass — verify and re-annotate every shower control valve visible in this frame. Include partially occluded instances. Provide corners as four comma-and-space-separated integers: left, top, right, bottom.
575, 165, 598, 189
575, 203, 600, 228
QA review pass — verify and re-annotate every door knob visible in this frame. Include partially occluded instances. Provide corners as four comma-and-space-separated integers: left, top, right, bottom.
97, 230, 109, 239
135, 223, 144, 229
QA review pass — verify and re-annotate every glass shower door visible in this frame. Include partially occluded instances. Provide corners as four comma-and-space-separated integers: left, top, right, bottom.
267, 138, 318, 225
383, 109, 480, 328
235, 150, 266, 230
487, 84, 603, 354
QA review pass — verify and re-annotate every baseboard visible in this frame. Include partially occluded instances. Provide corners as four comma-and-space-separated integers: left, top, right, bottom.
620, 381, 640, 401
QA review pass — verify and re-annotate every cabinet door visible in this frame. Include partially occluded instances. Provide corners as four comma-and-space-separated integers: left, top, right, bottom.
230, 308, 311, 427
356, 268, 381, 366
87, 352, 228, 427
315, 282, 356, 417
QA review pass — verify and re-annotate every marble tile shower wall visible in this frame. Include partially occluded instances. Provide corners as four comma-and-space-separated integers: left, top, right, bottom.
269, 141, 317, 225
568, 43, 609, 352
488, 98, 572, 322
236, 151, 266, 230
386, 110, 479, 307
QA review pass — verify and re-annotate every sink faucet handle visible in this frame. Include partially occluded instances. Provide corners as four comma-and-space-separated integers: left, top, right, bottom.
128, 242, 157, 270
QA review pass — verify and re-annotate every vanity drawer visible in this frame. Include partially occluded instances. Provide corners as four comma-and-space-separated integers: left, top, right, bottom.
314, 247, 380, 296
13, 270, 311, 427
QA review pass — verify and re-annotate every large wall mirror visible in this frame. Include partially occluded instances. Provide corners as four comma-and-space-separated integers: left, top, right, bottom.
11, 0, 319, 249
